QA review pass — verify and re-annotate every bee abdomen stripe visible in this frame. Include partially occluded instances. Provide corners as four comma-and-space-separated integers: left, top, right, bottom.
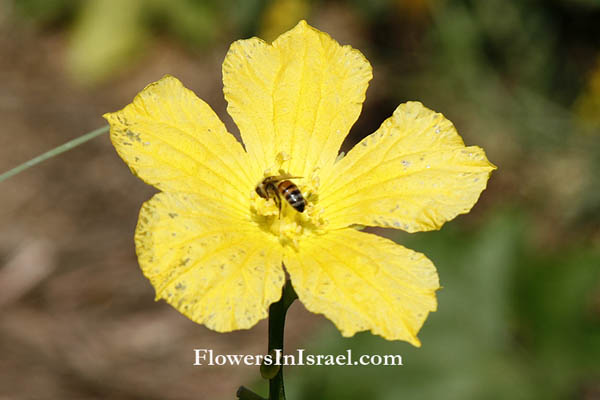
277, 180, 295, 191
288, 196, 303, 204
283, 188, 301, 197
272, 179, 306, 212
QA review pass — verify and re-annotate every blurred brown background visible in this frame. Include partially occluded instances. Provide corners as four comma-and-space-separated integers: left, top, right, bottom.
1, 0, 599, 399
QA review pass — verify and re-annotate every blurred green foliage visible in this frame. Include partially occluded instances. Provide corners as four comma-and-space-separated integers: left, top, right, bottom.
12, 0, 272, 84
13, 0, 77, 23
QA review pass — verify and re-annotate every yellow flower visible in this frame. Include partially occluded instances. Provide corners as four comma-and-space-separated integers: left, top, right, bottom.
104, 21, 495, 347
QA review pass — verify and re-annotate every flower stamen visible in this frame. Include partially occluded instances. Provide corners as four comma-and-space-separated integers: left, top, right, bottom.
250, 164, 326, 248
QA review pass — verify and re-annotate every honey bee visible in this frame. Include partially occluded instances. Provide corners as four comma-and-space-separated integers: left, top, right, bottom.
255, 175, 305, 213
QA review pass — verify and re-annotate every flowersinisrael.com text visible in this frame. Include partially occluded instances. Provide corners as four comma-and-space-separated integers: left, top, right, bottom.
193, 349, 403, 367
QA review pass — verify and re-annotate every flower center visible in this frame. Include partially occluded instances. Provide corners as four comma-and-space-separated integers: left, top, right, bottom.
250, 154, 326, 248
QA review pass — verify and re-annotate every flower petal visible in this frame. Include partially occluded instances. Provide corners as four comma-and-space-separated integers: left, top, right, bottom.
104, 75, 256, 218
222, 20, 372, 177
319, 102, 496, 232
137, 192, 285, 332
284, 228, 439, 346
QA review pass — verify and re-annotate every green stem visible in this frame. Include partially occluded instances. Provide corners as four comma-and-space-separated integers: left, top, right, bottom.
0, 125, 109, 183
268, 280, 297, 400
238, 280, 297, 400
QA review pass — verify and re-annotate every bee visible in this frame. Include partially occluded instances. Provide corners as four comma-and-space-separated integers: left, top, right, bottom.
255, 175, 305, 213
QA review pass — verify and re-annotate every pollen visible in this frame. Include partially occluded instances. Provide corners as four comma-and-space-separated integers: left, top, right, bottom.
250, 166, 327, 248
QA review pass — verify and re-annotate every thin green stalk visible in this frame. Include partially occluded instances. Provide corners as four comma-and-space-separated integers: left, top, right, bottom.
267, 280, 297, 400
0, 125, 109, 183
238, 280, 297, 400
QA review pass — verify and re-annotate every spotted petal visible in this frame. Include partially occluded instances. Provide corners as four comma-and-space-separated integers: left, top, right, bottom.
284, 228, 439, 346
319, 102, 496, 232
222, 20, 372, 177
104, 75, 257, 219
136, 192, 285, 332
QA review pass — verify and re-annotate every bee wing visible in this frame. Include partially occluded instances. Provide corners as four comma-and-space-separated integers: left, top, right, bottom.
271, 174, 303, 180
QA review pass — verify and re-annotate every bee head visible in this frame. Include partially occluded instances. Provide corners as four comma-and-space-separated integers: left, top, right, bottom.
255, 183, 267, 199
